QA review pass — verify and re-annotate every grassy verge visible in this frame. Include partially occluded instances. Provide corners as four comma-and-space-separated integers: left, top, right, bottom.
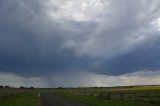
55, 92, 156, 106
0, 91, 39, 106
108, 86, 160, 92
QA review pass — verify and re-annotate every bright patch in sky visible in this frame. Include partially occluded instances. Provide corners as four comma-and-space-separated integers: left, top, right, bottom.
48, 0, 110, 22
151, 18, 160, 31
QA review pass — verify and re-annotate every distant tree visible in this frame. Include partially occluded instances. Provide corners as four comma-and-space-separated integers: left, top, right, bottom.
58, 87, 63, 89
20, 86, 25, 89
129, 86, 133, 88
4, 85, 10, 88
30, 87, 34, 89
0, 85, 3, 88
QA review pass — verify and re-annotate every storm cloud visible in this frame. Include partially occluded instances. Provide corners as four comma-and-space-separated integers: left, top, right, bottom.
0, 0, 160, 87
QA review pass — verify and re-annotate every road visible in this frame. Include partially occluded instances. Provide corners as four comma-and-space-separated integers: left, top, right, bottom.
40, 93, 88, 106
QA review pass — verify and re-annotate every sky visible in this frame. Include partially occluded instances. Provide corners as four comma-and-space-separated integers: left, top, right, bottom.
0, 0, 160, 87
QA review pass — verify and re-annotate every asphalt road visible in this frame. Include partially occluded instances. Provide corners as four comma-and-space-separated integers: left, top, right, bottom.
40, 93, 88, 106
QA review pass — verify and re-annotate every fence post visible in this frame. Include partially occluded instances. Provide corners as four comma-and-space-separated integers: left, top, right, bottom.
134, 93, 136, 100
107, 92, 111, 100
120, 93, 124, 100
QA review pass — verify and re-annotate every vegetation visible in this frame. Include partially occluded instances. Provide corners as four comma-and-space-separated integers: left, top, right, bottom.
0, 91, 39, 106
55, 92, 156, 106
0, 85, 159, 106
53, 85, 160, 106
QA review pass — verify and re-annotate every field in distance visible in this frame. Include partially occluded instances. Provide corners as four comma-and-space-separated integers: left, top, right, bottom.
0, 85, 159, 106
52, 85, 160, 106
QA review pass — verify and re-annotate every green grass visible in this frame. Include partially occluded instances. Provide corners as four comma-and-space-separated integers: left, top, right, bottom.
0, 91, 39, 106
108, 86, 160, 92
55, 92, 157, 106
52, 86, 160, 104
0, 86, 159, 106
53, 86, 160, 94
87, 86, 160, 92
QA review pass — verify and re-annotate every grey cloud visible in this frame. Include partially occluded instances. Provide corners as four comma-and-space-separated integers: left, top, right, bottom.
0, 71, 48, 87
0, 70, 160, 87
62, 0, 160, 57
36, 70, 160, 87
89, 37, 160, 75
0, 0, 160, 87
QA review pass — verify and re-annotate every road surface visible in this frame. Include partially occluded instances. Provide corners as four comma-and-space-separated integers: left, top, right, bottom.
41, 93, 88, 106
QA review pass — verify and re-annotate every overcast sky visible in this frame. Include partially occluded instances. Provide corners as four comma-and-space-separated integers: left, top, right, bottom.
0, 0, 160, 87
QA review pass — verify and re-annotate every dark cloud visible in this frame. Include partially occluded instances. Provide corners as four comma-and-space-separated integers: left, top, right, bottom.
0, 0, 160, 87
90, 37, 160, 75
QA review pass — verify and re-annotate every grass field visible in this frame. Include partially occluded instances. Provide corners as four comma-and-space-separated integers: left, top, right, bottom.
55, 92, 156, 106
53, 85, 160, 106
0, 89, 39, 106
0, 85, 159, 106
0, 88, 25, 97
